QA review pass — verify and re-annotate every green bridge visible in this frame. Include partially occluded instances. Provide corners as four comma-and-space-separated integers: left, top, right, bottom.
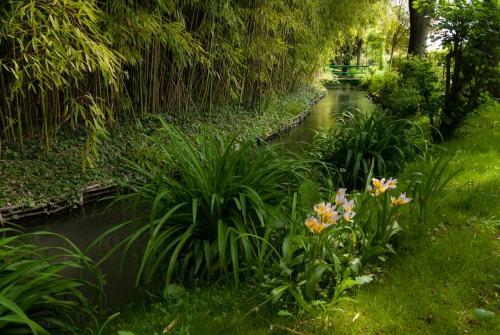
328, 64, 372, 85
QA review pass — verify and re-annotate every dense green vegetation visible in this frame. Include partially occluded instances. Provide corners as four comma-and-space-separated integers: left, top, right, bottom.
365, 0, 500, 140
0, 0, 374, 156
0, 86, 322, 217
103, 100, 500, 335
2, 0, 500, 334
0, 227, 107, 334
309, 106, 428, 190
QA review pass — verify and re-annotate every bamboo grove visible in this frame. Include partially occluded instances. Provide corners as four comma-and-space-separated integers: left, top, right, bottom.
0, 0, 376, 156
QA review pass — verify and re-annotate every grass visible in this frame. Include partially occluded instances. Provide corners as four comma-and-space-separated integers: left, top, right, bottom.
104, 103, 500, 334
326, 102, 500, 334
106, 284, 314, 335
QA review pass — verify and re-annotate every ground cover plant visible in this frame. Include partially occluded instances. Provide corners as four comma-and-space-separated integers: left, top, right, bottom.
0, 86, 323, 217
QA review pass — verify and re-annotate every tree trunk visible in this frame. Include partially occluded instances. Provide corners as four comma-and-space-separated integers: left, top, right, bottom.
355, 35, 363, 65
445, 49, 452, 96
407, 0, 432, 58
390, 32, 397, 66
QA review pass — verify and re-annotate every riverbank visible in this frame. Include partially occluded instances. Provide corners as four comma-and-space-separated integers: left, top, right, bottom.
327, 102, 500, 334
105, 103, 500, 334
0, 85, 325, 223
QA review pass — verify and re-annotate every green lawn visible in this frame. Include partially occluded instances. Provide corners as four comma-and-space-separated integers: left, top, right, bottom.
327, 103, 500, 334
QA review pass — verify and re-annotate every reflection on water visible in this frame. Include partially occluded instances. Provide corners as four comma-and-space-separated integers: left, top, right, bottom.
281, 85, 374, 147
24, 200, 141, 307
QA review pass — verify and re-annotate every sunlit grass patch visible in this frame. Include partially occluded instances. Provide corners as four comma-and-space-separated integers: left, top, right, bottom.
323, 102, 500, 334
326, 224, 500, 334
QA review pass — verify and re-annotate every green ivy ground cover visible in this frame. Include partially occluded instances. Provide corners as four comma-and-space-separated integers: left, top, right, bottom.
0, 86, 323, 218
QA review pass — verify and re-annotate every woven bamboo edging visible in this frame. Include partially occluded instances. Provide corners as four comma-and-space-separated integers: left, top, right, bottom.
0, 183, 116, 222
0, 90, 326, 223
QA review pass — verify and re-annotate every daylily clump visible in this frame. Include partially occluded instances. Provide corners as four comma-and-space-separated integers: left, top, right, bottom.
305, 189, 356, 234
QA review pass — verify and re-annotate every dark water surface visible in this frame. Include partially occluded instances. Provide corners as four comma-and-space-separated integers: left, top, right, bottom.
23, 85, 373, 305
24, 200, 141, 307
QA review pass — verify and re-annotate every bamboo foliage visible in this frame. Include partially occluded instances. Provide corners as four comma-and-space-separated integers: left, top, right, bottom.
0, 0, 377, 158
0, 0, 119, 155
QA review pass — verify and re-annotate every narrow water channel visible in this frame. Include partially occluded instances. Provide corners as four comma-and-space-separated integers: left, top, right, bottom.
24, 200, 140, 307
23, 84, 373, 306
282, 85, 374, 145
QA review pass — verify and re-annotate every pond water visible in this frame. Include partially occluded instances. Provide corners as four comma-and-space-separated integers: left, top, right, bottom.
281, 84, 374, 146
24, 200, 140, 307
22, 84, 373, 306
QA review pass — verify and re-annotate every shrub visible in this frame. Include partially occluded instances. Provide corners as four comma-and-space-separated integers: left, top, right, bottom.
366, 58, 442, 129
90, 122, 313, 289
309, 106, 429, 190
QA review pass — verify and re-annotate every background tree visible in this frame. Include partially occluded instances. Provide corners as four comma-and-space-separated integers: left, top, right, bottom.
387, 0, 410, 65
330, 1, 392, 66
408, 0, 436, 58
431, 0, 500, 138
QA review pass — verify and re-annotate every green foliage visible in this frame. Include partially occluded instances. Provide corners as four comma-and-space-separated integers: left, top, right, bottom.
309, 106, 428, 190
0, 85, 322, 215
0, 0, 373, 159
89, 124, 312, 289
0, 0, 120, 156
253, 177, 412, 315
366, 57, 442, 126
372, 0, 500, 141
0, 225, 105, 334
431, 0, 500, 138
410, 155, 462, 227
305, 105, 500, 334
366, 70, 420, 119
95, 93, 500, 335
366, 30, 386, 69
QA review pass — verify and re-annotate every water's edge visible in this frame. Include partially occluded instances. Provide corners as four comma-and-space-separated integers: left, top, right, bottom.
21, 85, 372, 306
1, 90, 326, 224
